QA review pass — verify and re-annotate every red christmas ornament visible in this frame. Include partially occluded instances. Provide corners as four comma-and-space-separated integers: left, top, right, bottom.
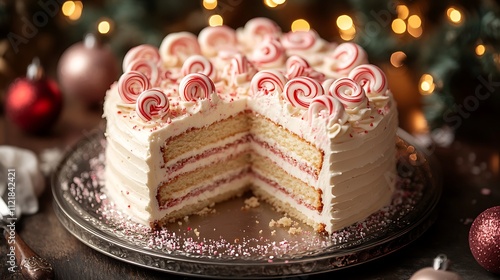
469, 206, 500, 274
5, 58, 63, 134
57, 34, 119, 106
410, 254, 463, 280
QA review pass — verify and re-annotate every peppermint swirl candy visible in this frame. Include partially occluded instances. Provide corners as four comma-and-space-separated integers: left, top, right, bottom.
250, 70, 287, 95
181, 55, 216, 80
251, 37, 286, 68
321, 78, 335, 93
243, 17, 281, 42
283, 76, 325, 109
329, 77, 367, 108
348, 64, 388, 97
285, 55, 310, 79
122, 44, 160, 72
198, 25, 237, 57
281, 30, 318, 51
159, 32, 201, 67
125, 58, 160, 86
330, 43, 368, 76
135, 89, 170, 122
118, 71, 151, 104
307, 95, 345, 123
179, 73, 215, 102
227, 54, 256, 86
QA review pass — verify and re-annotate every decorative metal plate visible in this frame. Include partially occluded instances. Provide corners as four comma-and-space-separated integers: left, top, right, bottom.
52, 128, 441, 278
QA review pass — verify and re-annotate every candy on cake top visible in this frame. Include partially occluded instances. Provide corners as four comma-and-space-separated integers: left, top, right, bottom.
111, 18, 393, 138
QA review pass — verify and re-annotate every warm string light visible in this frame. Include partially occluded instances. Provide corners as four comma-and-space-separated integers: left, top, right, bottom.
264, 0, 286, 8
209, 14, 223, 26
203, 0, 217, 10
447, 7, 463, 24
419, 74, 436, 95
336, 15, 356, 41
390, 51, 406, 68
475, 44, 486, 56
291, 19, 310, 32
98, 20, 111, 34
61, 1, 83, 21
392, 4, 423, 38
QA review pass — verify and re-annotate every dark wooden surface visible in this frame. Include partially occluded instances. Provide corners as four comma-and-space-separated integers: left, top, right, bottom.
0, 95, 499, 280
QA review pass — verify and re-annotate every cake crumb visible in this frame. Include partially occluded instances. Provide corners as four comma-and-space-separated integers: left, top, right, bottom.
259, 230, 263, 234
196, 207, 216, 216
255, 220, 259, 224
183, 216, 189, 222
269, 219, 277, 227
194, 228, 200, 237
271, 230, 276, 236
177, 221, 183, 226
242, 196, 260, 210
276, 217, 293, 227
288, 227, 302, 235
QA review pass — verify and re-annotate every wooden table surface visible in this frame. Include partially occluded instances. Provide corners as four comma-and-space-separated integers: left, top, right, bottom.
0, 97, 499, 280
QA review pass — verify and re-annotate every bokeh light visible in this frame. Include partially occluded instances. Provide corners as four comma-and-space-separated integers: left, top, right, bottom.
336, 15, 353, 31
390, 51, 407, 67
291, 19, 310, 32
419, 74, 435, 95
98, 20, 111, 34
203, 0, 217, 10
209, 14, 223, 26
392, 18, 406, 34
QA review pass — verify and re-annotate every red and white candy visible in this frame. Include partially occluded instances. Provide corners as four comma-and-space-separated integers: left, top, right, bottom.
251, 37, 285, 68
243, 17, 281, 43
159, 32, 201, 67
250, 70, 287, 96
125, 59, 160, 87
281, 30, 319, 51
226, 54, 256, 86
181, 55, 216, 80
283, 76, 324, 109
122, 44, 160, 72
285, 55, 310, 79
135, 88, 170, 122
285, 55, 325, 81
329, 77, 367, 108
307, 94, 345, 123
198, 25, 237, 57
178, 73, 215, 102
329, 43, 368, 76
118, 71, 151, 104
348, 64, 388, 97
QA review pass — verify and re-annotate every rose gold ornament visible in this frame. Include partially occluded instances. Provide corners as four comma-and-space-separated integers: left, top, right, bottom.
410, 255, 463, 280
57, 34, 119, 107
469, 206, 500, 274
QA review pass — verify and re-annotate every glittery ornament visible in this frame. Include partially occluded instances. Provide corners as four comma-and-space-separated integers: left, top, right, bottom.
57, 34, 119, 106
5, 58, 63, 134
410, 254, 463, 280
469, 206, 500, 274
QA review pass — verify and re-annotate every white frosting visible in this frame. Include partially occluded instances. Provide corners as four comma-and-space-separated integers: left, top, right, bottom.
103, 19, 398, 234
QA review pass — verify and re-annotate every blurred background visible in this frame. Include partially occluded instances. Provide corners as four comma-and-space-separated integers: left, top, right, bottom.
0, 0, 500, 143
